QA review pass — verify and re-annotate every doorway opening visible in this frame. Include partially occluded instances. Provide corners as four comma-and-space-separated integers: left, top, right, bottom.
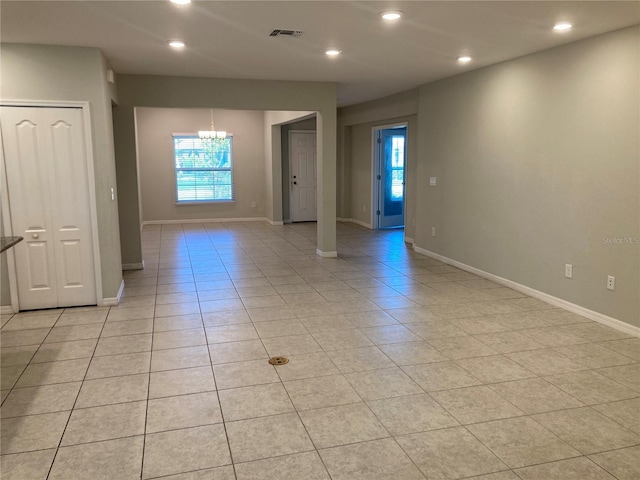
373, 124, 407, 229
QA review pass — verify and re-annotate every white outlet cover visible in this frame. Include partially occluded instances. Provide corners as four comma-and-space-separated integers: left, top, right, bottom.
429, 177, 437, 186
565, 264, 572, 278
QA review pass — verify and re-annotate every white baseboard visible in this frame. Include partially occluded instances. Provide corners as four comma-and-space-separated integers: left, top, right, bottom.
101, 279, 125, 306
1, 305, 15, 315
316, 249, 338, 258
122, 261, 145, 271
142, 217, 268, 225
404, 237, 415, 244
413, 245, 639, 338
337, 217, 372, 229
268, 219, 284, 226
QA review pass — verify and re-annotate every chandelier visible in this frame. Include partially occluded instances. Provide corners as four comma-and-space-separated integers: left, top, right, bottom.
198, 109, 227, 139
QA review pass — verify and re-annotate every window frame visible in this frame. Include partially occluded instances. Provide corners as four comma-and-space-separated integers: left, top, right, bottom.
172, 133, 235, 205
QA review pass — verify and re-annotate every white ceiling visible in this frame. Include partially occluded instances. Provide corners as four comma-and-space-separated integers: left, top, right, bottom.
2, 1, 639, 106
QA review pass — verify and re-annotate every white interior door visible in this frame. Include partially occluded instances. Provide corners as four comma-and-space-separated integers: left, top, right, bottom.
1, 106, 97, 310
290, 131, 317, 222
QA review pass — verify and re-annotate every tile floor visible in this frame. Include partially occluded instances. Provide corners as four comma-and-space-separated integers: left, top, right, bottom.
1, 221, 639, 479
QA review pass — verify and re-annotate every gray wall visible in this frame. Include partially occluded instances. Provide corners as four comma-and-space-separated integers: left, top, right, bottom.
338, 89, 419, 239
1, 44, 123, 304
416, 26, 639, 327
114, 75, 336, 263
136, 108, 266, 222
282, 117, 317, 222
335, 26, 639, 328
262, 110, 315, 223
347, 116, 418, 233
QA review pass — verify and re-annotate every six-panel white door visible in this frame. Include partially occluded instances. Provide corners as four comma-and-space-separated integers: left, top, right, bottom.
290, 132, 317, 222
1, 106, 97, 310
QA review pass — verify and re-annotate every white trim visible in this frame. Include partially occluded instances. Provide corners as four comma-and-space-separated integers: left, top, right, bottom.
316, 249, 338, 258
413, 246, 640, 338
123, 262, 145, 271
0, 100, 103, 309
404, 237, 415, 244
142, 217, 269, 225
268, 220, 284, 226
337, 217, 373, 229
101, 279, 125, 306
80, 102, 104, 306
1, 306, 16, 315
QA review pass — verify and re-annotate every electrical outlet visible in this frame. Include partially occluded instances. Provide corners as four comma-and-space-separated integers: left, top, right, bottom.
251, 201, 256, 208
565, 264, 573, 278
431, 227, 436, 237
607, 275, 615, 291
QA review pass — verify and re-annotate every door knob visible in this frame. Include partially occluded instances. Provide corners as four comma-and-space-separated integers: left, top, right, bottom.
32, 233, 39, 239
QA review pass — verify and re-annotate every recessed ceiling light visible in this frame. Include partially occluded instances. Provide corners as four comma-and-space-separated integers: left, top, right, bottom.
553, 22, 573, 32
168, 40, 186, 49
169, 0, 191, 4
457, 56, 472, 64
380, 11, 403, 21
326, 49, 342, 56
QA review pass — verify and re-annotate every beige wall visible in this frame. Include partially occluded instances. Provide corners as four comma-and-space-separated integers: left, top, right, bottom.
136, 108, 266, 223
416, 26, 639, 327
1, 44, 123, 304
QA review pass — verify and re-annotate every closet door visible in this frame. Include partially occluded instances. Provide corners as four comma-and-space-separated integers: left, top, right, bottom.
1, 106, 97, 310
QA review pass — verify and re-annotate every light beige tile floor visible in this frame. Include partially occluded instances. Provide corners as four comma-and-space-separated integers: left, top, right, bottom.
1, 221, 638, 479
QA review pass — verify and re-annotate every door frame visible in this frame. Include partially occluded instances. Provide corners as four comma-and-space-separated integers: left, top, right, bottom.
370, 122, 408, 229
0, 99, 103, 312
288, 129, 317, 223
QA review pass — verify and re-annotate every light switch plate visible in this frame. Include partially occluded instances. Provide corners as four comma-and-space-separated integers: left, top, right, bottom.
429, 177, 437, 186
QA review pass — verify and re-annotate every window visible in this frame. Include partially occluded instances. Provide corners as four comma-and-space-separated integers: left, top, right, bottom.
390, 135, 405, 200
173, 135, 233, 202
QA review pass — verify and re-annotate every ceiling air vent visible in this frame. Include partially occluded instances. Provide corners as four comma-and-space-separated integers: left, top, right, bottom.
269, 29, 304, 38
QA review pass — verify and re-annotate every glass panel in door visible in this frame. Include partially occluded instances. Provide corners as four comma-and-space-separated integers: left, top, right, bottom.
379, 127, 406, 228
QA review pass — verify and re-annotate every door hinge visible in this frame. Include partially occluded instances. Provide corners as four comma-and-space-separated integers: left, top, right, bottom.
376, 210, 381, 215
377, 138, 382, 144
377, 175, 381, 180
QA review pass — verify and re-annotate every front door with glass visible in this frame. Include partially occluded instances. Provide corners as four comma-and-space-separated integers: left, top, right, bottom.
377, 127, 406, 228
